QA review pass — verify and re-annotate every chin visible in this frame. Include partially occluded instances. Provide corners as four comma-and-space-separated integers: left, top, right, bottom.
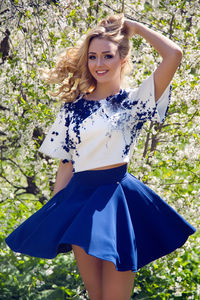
95, 76, 111, 83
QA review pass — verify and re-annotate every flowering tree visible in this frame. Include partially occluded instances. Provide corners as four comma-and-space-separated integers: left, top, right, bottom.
0, 0, 199, 299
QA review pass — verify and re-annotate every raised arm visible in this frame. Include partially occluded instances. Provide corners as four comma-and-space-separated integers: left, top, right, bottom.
53, 160, 73, 196
124, 20, 182, 101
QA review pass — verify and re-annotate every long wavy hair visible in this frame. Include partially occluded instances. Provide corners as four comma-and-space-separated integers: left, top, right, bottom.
42, 14, 131, 102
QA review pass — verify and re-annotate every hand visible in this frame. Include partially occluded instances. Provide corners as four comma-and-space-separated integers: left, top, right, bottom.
123, 19, 139, 38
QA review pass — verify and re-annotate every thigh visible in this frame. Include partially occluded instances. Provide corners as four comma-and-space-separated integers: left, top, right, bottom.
72, 245, 102, 300
102, 260, 136, 300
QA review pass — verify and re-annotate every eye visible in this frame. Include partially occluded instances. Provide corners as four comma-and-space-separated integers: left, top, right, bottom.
104, 54, 113, 59
88, 55, 96, 60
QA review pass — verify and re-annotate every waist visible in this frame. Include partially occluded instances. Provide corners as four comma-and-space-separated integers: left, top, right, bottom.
72, 163, 128, 186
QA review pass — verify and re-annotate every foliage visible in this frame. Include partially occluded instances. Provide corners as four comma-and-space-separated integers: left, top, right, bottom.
0, 0, 199, 299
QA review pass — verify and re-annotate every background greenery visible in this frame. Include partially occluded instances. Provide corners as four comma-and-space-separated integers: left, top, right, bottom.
0, 0, 199, 299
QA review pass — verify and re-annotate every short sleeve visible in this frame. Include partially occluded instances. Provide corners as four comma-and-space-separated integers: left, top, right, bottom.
124, 72, 171, 123
38, 105, 72, 162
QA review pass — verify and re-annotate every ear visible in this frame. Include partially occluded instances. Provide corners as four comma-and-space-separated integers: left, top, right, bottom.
121, 57, 128, 66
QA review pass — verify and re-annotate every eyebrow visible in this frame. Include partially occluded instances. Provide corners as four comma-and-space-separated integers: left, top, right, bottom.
88, 51, 112, 54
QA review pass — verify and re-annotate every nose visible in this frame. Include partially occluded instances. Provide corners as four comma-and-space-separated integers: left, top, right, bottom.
96, 56, 104, 66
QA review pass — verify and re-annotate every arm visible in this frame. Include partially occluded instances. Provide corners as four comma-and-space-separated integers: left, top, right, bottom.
124, 20, 182, 101
53, 160, 73, 196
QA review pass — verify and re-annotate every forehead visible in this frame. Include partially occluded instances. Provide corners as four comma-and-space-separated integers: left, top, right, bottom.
88, 38, 118, 53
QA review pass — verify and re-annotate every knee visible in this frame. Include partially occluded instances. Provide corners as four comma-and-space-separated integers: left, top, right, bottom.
80, 272, 102, 300
102, 294, 132, 300
102, 296, 128, 300
87, 288, 102, 300
102, 287, 132, 300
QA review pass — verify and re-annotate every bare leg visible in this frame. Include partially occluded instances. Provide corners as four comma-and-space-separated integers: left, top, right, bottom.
72, 245, 102, 300
102, 260, 136, 300
72, 245, 136, 300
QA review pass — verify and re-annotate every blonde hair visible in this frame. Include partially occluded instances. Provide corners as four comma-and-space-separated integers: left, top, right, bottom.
42, 14, 131, 102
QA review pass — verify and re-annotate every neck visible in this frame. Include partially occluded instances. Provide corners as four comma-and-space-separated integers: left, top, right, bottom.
92, 82, 121, 100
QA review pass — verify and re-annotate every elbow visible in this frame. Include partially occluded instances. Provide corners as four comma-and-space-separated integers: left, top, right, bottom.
173, 47, 183, 64
163, 46, 183, 65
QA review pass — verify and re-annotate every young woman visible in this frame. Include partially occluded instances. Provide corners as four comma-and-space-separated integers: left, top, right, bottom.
6, 15, 196, 300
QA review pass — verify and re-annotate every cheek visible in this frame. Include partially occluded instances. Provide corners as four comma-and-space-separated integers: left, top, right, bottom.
109, 61, 121, 73
88, 61, 94, 74
108, 57, 121, 68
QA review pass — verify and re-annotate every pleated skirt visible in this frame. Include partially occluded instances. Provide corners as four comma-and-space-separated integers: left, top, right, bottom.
5, 164, 196, 272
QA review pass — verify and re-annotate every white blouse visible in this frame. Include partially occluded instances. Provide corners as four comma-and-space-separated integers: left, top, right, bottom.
39, 73, 171, 172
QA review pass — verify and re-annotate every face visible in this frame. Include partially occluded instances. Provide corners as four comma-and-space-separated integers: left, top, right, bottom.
88, 38, 124, 85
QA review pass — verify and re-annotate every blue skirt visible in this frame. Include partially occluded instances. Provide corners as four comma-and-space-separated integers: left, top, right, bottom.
5, 164, 196, 272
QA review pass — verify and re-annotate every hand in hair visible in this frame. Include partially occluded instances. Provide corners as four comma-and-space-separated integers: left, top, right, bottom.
123, 19, 139, 38
123, 18, 182, 101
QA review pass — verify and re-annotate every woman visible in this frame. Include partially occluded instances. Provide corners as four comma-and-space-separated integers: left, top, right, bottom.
6, 15, 196, 300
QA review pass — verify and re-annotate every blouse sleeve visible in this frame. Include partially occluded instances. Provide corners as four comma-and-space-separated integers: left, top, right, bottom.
123, 72, 172, 123
38, 104, 72, 162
